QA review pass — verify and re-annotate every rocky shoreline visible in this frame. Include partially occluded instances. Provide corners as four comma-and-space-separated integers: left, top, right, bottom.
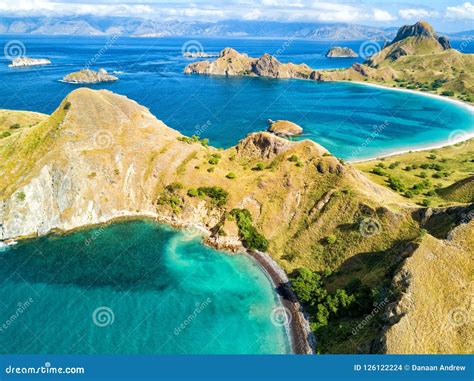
3, 209, 315, 355
157, 217, 317, 354
249, 250, 316, 354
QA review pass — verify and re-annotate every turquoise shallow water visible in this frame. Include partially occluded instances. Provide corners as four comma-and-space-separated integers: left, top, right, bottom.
0, 220, 291, 354
0, 36, 472, 160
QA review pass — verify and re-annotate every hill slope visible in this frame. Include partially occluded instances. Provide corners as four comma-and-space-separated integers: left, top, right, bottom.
317, 21, 474, 100
0, 88, 470, 355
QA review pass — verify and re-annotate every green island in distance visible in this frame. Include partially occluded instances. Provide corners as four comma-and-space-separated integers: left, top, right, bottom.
0, 20, 472, 355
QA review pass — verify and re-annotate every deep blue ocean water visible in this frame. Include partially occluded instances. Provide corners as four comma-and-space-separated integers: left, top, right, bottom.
0, 220, 291, 354
0, 35, 472, 160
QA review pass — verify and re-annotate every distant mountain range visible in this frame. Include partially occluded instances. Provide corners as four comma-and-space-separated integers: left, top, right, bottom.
0, 17, 471, 40
0, 16, 468, 40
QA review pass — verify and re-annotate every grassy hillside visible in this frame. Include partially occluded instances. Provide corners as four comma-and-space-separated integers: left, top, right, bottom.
317, 22, 474, 101
0, 109, 46, 137
354, 141, 474, 206
1, 88, 470, 355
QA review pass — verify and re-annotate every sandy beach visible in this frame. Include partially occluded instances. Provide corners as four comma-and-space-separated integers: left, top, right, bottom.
344, 81, 474, 164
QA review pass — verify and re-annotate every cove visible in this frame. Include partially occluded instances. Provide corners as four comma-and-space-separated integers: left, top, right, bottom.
0, 220, 291, 354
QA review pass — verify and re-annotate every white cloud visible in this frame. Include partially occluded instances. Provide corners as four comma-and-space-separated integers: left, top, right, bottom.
0, 0, 154, 17
0, 0, 397, 23
445, 2, 474, 20
373, 9, 397, 22
398, 8, 439, 20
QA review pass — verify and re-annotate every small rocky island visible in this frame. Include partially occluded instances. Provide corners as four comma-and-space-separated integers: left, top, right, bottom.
325, 47, 358, 58
9, 57, 51, 67
62, 68, 118, 84
267, 119, 303, 137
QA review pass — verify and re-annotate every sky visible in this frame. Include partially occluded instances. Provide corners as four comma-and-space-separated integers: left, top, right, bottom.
0, 0, 473, 32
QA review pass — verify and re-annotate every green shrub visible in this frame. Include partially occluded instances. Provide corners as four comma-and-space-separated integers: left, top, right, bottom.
325, 235, 337, 245
387, 176, 405, 192
372, 167, 386, 176
197, 186, 228, 207
16, 191, 26, 201
187, 188, 199, 197
421, 199, 431, 207
252, 163, 265, 171
63, 101, 71, 110
226, 172, 236, 179
0, 131, 11, 139
165, 182, 183, 193
288, 154, 299, 162
9, 123, 21, 129
388, 161, 400, 169
208, 153, 221, 165
230, 208, 269, 251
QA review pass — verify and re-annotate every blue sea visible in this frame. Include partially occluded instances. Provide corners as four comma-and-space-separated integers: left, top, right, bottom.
0, 220, 291, 354
0, 35, 472, 160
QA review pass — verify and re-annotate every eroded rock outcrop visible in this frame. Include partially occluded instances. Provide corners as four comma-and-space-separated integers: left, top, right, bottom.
184, 48, 313, 79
